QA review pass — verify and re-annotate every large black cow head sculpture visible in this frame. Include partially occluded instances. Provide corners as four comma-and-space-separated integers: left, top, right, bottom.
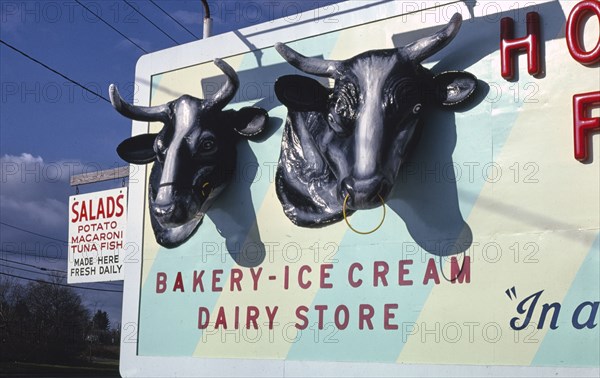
110, 59, 268, 248
274, 13, 477, 227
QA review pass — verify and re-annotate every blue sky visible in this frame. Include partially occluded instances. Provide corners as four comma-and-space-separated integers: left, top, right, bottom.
0, 0, 343, 326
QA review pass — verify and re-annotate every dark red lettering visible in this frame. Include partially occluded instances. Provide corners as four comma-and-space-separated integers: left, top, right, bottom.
230, 268, 243, 291
573, 91, 600, 161
320, 264, 333, 288
500, 12, 541, 80
398, 260, 413, 285
566, 0, 600, 65
423, 258, 440, 285
156, 272, 167, 293
384, 304, 399, 330
315, 305, 328, 329
295, 306, 309, 330
373, 261, 389, 287
173, 272, 184, 292
298, 265, 311, 289
348, 262, 363, 288
358, 304, 374, 330
246, 306, 259, 329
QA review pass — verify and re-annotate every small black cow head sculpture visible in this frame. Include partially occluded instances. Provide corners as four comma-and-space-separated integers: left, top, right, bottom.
274, 13, 477, 227
110, 59, 268, 248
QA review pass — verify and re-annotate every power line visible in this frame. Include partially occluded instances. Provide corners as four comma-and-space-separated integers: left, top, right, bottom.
0, 256, 123, 288
0, 248, 65, 259
123, 0, 180, 44
0, 221, 68, 244
0, 272, 123, 293
149, 0, 199, 39
0, 39, 111, 104
1, 264, 51, 277
73, 0, 149, 54
0, 256, 64, 274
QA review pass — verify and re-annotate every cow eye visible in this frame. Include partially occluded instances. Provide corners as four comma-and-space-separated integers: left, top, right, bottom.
200, 138, 216, 152
156, 138, 165, 151
412, 103, 422, 114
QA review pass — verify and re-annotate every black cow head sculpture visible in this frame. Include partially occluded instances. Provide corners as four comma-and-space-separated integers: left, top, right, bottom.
274, 13, 477, 227
110, 59, 268, 248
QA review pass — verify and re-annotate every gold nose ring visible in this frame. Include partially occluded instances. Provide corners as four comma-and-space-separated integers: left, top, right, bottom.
201, 182, 211, 197
342, 194, 386, 235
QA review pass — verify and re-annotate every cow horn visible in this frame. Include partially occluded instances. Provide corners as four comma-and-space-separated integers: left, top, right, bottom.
209, 58, 239, 110
275, 42, 341, 78
403, 13, 463, 63
109, 84, 170, 123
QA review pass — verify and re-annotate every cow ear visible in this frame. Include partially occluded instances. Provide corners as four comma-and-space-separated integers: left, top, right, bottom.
233, 107, 269, 137
275, 75, 329, 112
433, 71, 477, 107
116, 133, 158, 164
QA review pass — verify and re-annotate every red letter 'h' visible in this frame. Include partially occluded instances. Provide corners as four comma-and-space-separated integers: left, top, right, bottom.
500, 12, 542, 80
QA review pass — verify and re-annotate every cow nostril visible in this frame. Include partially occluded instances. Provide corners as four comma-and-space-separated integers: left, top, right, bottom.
343, 176, 390, 209
341, 178, 355, 199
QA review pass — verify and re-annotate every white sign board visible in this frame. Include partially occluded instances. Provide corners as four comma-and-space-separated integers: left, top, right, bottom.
68, 188, 126, 283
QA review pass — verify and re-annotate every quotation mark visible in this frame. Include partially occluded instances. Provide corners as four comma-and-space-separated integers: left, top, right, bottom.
505, 286, 517, 300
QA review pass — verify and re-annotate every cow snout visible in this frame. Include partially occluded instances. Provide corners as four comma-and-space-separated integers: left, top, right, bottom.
152, 203, 175, 218
341, 176, 391, 210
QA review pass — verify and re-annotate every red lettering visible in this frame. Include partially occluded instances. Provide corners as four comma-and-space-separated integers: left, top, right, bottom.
265, 306, 278, 329
70, 201, 79, 222
283, 265, 289, 290
573, 91, 600, 161
88, 200, 97, 221
79, 200, 88, 221
250, 267, 262, 291
314, 304, 328, 329
451, 256, 471, 283
70, 194, 125, 223
398, 260, 413, 286
156, 272, 167, 293
295, 306, 309, 330
116, 193, 125, 217
230, 268, 243, 291
298, 265, 311, 289
358, 304, 374, 330
320, 264, 333, 288
173, 272, 184, 292
198, 307, 210, 329
212, 269, 223, 292
373, 261, 389, 287
383, 303, 399, 330
234, 306, 240, 329
500, 12, 541, 80
566, 0, 600, 65
348, 263, 363, 288
246, 306, 259, 329
334, 305, 349, 330
423, 258, 440, 285
96, 197, 105, 219
192, 270, 204, 292
214, 307, 227, 329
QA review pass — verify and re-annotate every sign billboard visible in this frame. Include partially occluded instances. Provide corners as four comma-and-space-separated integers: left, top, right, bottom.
119, 1, 599, 376
68, 187, 126, 283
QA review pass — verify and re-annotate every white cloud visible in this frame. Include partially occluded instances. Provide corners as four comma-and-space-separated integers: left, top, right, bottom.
0, 153, 76, 242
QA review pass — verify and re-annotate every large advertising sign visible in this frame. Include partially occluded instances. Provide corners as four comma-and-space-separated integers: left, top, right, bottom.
68, 188, 126, 283
119, 1, 599, 376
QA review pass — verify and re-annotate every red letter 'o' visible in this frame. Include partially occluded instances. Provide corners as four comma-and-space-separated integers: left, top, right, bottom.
566, 0, 600, 65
